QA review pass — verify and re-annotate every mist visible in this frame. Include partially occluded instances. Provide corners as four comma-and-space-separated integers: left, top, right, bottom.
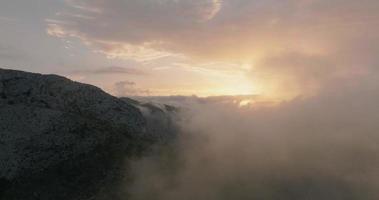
125, 75, 379, 200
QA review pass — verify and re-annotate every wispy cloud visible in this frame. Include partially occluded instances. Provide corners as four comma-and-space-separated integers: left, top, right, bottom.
71, 66, 148, 75
114, 81, 151, 96
47, 0, 379, 60
46, 0, 223, 61
46, 0, 379, 98
0, 44, 27, 61
0, 16, 16, 22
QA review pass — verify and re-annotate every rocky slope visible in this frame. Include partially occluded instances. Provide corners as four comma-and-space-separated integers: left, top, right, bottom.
0, 69, 176, 200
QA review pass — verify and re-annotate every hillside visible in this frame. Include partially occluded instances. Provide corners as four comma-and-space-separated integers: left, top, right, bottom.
0, 69, 176, 200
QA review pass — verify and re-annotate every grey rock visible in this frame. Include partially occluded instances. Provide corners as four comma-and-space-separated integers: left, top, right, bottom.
0, 69, 170, 200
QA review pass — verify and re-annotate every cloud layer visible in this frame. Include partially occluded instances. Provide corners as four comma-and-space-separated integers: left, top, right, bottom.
47, 0, 379, 58
47, 0, 223, 61
126, 74, 379, 200
47, 0, 379, 97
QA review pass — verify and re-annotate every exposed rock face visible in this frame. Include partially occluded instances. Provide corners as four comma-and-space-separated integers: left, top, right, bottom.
0, 69, 173, 199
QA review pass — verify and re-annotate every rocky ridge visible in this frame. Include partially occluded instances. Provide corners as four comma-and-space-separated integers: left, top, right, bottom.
0, 69, 177, 200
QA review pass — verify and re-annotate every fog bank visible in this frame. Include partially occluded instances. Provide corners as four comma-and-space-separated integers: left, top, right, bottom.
126, 76, 379, 200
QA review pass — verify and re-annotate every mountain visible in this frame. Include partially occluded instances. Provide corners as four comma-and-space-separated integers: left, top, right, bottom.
0, 69, 177, 200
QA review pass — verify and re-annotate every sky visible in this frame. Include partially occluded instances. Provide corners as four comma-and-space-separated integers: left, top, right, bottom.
0, 0, 378, 99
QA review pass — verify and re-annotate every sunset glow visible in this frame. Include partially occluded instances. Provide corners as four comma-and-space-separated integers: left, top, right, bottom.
1, 0, 378, 100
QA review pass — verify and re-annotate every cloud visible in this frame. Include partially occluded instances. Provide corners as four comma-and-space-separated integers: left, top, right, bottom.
135, 94, 265, 109
0, 44, 27, 61
0, 16, 16, 23
47, 0, 379, 98
114, 81, 151, 96
124, 74, 379, 200
248, 52, 337, 98
71, 66, 148, 75
47, 0, 379, 58
47, 0, 223, 61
